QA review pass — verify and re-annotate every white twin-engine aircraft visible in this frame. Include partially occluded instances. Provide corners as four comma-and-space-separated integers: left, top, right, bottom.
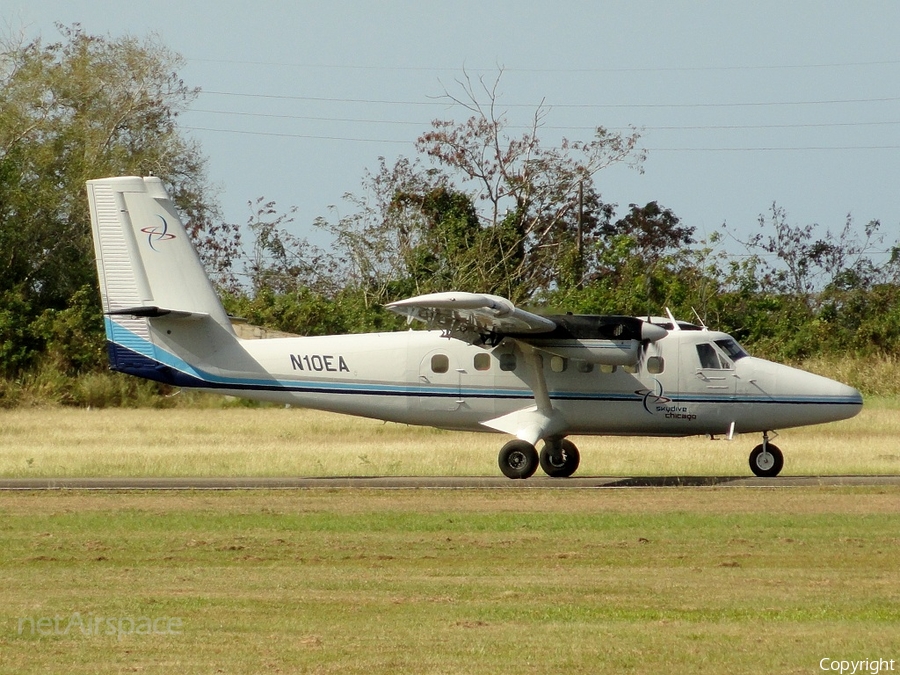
87, 176, 863, 479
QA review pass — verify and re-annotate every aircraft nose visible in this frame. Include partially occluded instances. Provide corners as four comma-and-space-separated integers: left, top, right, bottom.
835, 380, 864, 412
796, 369, 863, 423
751, 360, 864, 428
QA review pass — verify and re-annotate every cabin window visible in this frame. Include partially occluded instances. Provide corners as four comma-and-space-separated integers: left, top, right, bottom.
577, 361, 594, 374
474, 353, 491, 371
499, 353, 517, 372
696, 343, 726, 369
431, 353, 449, 373
623, 363, 640, 374
715, 339, 748, 362
600, 364, 617, 374
647, 356, 665, 374
550, 356, 567, 373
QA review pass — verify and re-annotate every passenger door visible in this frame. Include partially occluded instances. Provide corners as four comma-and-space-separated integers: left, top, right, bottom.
418, 349, 462, 411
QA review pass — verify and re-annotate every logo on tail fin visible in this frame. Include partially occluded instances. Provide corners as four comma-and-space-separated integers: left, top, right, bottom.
141, 215, 176, 251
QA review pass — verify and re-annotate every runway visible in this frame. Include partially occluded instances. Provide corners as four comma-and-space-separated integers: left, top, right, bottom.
1, 475, 899, 490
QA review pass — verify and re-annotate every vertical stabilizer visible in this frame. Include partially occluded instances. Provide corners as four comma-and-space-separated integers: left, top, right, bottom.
87, 176, 231, 326
87, 176, 236, 380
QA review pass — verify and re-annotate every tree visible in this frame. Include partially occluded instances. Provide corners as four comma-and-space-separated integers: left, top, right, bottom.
708, 206, 900, 359
730, 204, 889, 308
541, 200, 704, 317
601, 201, 694, 265
317, 71, 643, 306
416, 71, 643, 299
314, 156, 448, 307
0, 25, 217, 375
391, 185, 484, 293
239, 196, 335, 297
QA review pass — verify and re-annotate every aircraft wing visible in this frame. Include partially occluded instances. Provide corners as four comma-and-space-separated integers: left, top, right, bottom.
386, 291, 556, 343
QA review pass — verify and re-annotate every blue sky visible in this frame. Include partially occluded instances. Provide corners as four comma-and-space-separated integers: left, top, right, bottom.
7, 1, 900, 256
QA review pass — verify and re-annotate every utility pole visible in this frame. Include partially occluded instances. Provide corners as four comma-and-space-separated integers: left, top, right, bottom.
576, 179, 584, 290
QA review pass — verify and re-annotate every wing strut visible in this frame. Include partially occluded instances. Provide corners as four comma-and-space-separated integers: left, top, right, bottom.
520, 343, 552, 415
480, 342, 568, 446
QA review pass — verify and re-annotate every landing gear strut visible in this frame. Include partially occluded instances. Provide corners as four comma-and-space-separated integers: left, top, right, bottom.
749, 432, 784, 477
539, 439, 581, 478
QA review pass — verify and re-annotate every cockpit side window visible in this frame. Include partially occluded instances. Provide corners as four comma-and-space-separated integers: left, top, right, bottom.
696, 343, 723, 369
714, 339, 748, 362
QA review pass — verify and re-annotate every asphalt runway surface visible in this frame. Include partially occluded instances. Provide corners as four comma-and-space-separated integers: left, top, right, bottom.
1, 475, 899, 490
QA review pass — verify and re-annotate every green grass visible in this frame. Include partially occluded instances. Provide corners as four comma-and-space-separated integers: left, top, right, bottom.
1, 488, 899, 673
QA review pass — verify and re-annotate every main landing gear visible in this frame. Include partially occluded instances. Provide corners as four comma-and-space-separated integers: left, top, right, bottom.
498, 438, 581, 479
748, 431, 784, 478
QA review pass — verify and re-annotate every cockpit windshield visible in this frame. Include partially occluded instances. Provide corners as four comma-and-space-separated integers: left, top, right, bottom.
714, 338, 748, 362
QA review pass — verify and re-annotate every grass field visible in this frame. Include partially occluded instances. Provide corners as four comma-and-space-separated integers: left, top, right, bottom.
0, 397, 899, 478
1, 488, 899, 674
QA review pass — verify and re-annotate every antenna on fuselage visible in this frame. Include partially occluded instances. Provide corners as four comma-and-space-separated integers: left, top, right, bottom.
691, 307, 708, 331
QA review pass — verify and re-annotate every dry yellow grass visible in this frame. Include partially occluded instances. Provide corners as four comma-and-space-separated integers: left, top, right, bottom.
797, 354, 900, 397
1, 397, 898, 477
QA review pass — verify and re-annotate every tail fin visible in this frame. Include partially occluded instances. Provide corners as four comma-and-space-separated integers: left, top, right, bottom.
86, 176, 237, 383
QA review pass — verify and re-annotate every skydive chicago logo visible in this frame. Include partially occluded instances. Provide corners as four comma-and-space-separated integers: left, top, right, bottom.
141, 214, 176, 251
636, 380, 697, 421
635, 378, 670, 414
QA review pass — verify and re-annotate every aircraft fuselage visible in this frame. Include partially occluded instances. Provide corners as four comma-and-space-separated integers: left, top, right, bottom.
111, 317, 862, 439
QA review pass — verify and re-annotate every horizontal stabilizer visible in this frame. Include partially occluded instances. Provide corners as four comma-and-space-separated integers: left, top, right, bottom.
106, 306, 210, 320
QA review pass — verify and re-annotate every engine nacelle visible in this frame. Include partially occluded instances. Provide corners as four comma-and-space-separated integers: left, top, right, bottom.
527, 339, 642, 366
518, 315, 666, 367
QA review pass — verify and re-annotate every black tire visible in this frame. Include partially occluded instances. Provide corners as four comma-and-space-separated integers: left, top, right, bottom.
539, 439, 581, 478
749, 443, 784, 477
498, 440, 539, 479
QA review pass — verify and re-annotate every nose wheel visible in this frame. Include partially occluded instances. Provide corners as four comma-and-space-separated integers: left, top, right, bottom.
749, 436, 784, 477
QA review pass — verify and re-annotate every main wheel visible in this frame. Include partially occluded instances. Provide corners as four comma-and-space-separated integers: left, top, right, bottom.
498, 440, 539, 479
539, 439, 581, 478
749, 443, 784, 477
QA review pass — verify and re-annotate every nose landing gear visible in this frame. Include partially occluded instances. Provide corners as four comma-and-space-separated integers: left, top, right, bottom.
749, 432, 784, 477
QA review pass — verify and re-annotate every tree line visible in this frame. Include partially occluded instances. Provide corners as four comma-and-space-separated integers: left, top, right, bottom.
2, 27, 899, 404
